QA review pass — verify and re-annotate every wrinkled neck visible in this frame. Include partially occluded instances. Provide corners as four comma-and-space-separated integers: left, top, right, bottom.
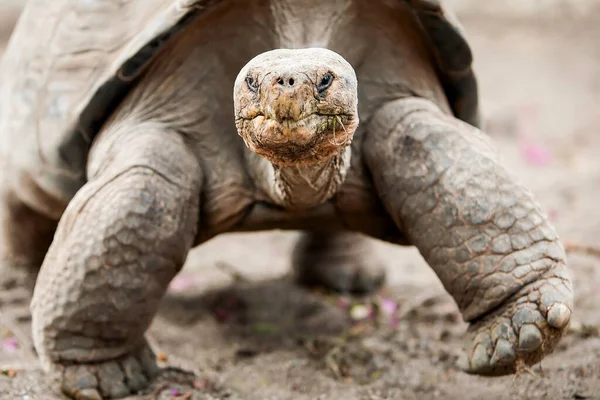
246, 147, 351, 210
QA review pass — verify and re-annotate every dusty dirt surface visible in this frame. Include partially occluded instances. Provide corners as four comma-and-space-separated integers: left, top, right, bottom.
1, 2, 600, 400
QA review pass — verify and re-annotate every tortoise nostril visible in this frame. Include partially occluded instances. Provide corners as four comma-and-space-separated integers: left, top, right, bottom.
276, 76, 297, 87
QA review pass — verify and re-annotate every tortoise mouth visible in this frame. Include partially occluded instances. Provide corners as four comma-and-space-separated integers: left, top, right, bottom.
236, 112, 358, 166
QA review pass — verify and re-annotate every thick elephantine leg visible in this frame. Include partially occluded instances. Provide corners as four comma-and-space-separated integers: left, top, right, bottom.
31, 126, 202, 400
292, 231, 386, 295
364, 97, 573, 375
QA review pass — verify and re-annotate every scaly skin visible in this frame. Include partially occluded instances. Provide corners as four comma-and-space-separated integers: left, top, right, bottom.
364, 97, 573, 374
30, 127, 202, 399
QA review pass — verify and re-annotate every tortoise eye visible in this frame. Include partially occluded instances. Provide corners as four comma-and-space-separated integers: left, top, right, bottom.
317, 73, 333, 93
246, 76, 258, 92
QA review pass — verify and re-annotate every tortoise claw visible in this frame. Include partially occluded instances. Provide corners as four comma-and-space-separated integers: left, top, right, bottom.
459, 280, 572, 376
60, 344, 159, 400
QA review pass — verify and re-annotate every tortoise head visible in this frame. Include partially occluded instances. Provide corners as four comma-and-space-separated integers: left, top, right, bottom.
233, 48, 359, 167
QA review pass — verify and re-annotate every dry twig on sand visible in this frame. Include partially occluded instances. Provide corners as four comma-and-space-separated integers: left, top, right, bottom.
564, 241, 600, 258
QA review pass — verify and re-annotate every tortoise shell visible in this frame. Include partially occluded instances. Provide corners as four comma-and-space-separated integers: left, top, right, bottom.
0, 0, 480, 207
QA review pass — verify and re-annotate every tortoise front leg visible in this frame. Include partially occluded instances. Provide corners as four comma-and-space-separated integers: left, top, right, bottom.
31, 126, 202, 399
364, 97, 573, 375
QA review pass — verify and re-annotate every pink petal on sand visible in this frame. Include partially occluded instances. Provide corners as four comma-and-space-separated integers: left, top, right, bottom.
520, 141, 552, 166
380, 298, 397, 315
170, 389, 180, 396
337, 297, 351, 309
169, 274, 203, 292
2, 338, 18, 353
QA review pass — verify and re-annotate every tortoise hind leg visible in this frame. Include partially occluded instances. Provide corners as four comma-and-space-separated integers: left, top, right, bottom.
0, 191, 58, 289
292, 231, 386, 295
0, 185, 58, 325
31, 126, 202, 400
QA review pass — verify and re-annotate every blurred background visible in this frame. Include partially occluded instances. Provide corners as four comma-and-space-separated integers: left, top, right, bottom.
1, 1, 600, 399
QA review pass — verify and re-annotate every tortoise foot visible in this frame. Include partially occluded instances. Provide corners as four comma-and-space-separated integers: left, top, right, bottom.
292, 232, 386, 295
60, 344, 161, 400
0, 262, 39, 324
458, 276, 572, 376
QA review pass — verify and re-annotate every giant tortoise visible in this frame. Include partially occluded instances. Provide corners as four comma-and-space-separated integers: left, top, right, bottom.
0, 0, 573, 398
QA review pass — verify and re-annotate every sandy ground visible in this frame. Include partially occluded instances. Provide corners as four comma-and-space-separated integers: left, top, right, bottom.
1, 2, 600, 399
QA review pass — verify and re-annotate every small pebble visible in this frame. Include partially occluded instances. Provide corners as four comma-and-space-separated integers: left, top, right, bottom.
350, 304, 371, 321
